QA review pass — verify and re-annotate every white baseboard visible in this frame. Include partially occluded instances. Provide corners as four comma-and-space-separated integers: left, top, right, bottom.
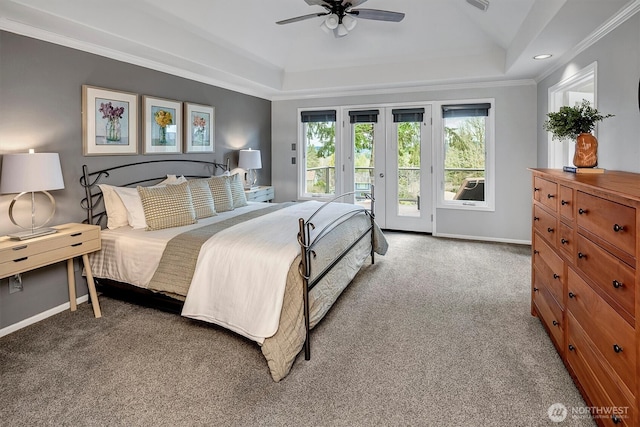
0, 295, 89, 338
433, 232, 531, 246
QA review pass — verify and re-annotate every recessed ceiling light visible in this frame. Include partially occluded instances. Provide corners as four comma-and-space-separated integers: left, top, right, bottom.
534, 54, 553, 60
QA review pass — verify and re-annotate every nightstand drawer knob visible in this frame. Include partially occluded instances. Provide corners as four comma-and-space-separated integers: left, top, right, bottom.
13, 257, 28, 263
613, 344, 623, 353
71, 242, 83, 247
71, 232, 82, 237
12, 245, 28, 251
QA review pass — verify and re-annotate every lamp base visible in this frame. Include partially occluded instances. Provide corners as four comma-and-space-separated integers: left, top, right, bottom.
8, 227, 58, 241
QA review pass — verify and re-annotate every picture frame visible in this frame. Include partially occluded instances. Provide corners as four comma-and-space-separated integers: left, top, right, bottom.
184, 103, 215, 153
142, 95, 182, 154
82, 85, 138, 156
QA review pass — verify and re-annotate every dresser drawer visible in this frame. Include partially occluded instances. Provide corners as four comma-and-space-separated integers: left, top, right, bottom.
534, 176, 558, 212
576, 235, 635, 318
560, 185, 574, 222
567, 313, 636, 427
576, 191, 636, 259
533, 248, 563, 307
558, 222, 574, 259
567, 268, 636, 392
533, 205, 557, 247
534, 277, 564, 351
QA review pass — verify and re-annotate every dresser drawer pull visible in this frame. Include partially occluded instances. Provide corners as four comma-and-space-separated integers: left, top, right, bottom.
612, 224, 624, 232
561, 239, 568, 245
568, 344, 575, 351
12, 245, 28, 251
13, 257, 28, 262
577, 252, 586, 259
553, 273, 560, 279
534, 187, 540, 192
578, 208, 587, 215
547, 227, 554, 233
70, 232, 82, 237
613, 344, 623, 353
533, 216, 539, 221
552, 320, 559, 327
547, 194, 555, 199
568, 292, 576, 299
533, 250, 539, 255
561, 200, 569, 206
612, 280, 623, 289
533, 287, 539, 292
612, 415, 622, 424
71, 243, 83, 247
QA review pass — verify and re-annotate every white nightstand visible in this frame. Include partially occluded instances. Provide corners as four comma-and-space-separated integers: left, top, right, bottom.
0, 223, 102, 318
244, 186, 274, 202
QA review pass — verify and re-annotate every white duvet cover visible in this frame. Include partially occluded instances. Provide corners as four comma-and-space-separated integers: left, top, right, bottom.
181, 201, 364, 342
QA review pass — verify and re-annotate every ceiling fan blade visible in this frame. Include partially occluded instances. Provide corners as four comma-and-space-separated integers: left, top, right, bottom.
342, 0, 368, 7
350, 8, 405, 22
276, 13, 326, 25
304, 0, 330, 6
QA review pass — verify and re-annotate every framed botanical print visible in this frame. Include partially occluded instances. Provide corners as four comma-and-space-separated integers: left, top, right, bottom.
82, 85, 138, 156
184, 103, 215, 153
142, 95, 182, 154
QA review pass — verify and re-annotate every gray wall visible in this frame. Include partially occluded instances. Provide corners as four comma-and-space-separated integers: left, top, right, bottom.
0, 32, 271, 330
537, 14, 640, 170
272, 83, 537, 243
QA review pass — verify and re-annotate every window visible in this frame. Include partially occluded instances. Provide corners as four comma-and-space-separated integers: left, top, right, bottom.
438, 101, 494, 210
548, 62, 596, 168
300, 110, 337, 198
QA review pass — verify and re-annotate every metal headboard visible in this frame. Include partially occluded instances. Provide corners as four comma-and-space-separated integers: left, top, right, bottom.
80, 159, 229, 227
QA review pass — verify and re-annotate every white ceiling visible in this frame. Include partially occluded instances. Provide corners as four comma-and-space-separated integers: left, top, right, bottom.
0, 0, 637, 100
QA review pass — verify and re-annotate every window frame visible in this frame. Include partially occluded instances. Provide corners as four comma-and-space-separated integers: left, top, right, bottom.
435, 98, 495, 211
297, 107, 343, 200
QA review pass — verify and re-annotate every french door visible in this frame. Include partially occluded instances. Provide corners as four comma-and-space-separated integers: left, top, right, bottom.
343, 105, 432, 233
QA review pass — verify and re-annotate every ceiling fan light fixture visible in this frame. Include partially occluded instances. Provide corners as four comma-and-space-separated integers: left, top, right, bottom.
325, 13, 339, 29
342, 14, 357, 31
336, 23, 349, 37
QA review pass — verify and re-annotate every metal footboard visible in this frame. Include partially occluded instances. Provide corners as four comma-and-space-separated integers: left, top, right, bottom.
297, 185, 376, 360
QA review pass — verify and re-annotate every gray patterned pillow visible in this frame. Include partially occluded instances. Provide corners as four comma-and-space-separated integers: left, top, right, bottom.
205, 176, 234, 212
137, 182, 197, 230
187, 179, 217, 219
228, 173, 248, 208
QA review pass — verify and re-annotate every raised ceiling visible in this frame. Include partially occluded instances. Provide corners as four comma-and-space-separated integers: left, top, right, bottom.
0, 0, 637, 99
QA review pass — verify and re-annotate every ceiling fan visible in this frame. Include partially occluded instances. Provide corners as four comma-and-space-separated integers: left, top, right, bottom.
276, 0, 405, 38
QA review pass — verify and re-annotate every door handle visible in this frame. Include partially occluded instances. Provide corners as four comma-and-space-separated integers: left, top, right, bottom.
379, 173, 384, 178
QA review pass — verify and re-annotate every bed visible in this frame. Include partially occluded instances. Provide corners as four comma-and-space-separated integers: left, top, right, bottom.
80, 159, 387, 381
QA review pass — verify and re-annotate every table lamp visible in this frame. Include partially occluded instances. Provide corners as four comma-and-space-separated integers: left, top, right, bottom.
238, 148, 262, 189
0, 151, 65, 240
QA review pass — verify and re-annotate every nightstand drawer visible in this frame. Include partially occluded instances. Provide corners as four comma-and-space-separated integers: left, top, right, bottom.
0, 224, 101, 278
245, 186, 274, 202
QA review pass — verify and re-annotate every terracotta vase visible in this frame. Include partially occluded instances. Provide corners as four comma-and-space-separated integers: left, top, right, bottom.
573, 133, 598, 168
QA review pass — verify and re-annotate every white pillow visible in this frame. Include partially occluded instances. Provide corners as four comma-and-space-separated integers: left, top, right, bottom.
160, 174, 188, 185
98, 184, 129, 230
113, 186, 147, 229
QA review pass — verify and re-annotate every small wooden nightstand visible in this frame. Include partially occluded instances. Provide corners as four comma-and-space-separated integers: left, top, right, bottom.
0, 223, 102, 318
245, 186, 274, 202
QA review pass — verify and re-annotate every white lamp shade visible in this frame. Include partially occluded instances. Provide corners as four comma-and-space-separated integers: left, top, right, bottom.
0, 153, 65, 194
238, 149, 262, 170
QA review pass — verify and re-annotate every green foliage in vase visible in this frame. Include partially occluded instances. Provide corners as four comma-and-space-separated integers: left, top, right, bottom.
543, 100, 614, 141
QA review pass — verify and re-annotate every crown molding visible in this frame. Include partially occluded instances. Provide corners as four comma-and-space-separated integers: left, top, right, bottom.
535, 0, 640, 83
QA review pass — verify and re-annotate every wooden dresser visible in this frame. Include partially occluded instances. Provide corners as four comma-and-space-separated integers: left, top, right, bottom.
530, 169, 639, 426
